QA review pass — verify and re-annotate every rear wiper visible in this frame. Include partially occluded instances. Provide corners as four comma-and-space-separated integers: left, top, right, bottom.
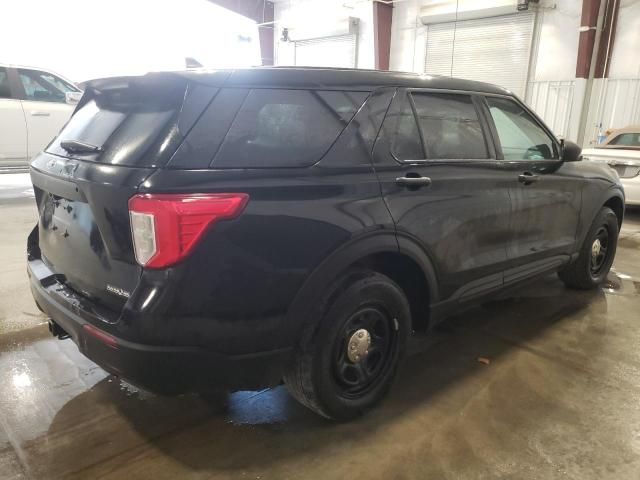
60, 140, 102, 154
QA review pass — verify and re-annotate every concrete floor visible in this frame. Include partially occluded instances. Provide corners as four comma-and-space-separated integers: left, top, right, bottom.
1, 172, 640, 480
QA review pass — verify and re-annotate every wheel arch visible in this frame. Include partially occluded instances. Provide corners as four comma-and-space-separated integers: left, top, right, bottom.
603, 194, 624, 230
283, 231, 439, 347
576, 186, 625, 249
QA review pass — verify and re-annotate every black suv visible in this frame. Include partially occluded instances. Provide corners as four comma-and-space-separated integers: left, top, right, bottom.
28, 68, 624, 420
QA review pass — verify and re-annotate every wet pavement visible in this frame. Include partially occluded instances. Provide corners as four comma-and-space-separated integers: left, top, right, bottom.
1, 172, 640, 479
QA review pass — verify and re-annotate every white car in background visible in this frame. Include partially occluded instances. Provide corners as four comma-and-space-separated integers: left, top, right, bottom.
582, 126, 640, 206
0, 64, 81, 169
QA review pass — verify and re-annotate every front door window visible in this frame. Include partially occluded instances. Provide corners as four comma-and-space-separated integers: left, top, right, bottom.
486, 97, 558, 160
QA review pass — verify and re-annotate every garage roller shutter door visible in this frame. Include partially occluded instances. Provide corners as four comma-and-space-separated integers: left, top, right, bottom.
425, 13, 534, 97
294, 35, 357, 68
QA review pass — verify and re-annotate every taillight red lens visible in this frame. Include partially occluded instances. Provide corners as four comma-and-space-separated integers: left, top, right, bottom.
128, 193, 249, 268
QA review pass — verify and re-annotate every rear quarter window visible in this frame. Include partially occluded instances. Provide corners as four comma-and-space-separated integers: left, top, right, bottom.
212, 89, 368, 168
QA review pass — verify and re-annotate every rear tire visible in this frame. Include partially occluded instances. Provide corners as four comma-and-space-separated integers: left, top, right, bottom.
559, 206, 618, 289
284, 269, 411, 421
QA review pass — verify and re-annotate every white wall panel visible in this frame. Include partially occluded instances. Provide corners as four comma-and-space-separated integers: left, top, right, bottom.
533, 1, 581, 81
608, 0, 640, 79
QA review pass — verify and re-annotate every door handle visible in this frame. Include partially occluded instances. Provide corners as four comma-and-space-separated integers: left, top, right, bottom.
518, 172, 539, 185
395, 176, 432, 188
30, 111, 51, 117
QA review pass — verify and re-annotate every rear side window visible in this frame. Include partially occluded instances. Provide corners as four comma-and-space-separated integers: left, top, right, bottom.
411, 93, 488, 159
608, 132, 640, 147
212, 89, 368, 168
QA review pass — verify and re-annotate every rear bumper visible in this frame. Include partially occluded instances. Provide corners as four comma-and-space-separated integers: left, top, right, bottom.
28, 259, 290, 393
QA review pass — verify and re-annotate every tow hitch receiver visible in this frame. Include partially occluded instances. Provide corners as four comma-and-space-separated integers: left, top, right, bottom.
48, 320, 70, 340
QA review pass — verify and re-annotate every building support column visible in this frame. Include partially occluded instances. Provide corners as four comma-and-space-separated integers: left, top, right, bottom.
574, 0, 621, 144
373, 1, 393, 70
582, 0, 622, 143
595, 0, 620, 79
257, 2, 275, 66
575, 0, 606, 145
575, 0, 602, 79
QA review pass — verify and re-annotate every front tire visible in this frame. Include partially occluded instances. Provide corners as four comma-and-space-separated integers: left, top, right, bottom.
559, 206, 619, 289
284, 269, 411, 421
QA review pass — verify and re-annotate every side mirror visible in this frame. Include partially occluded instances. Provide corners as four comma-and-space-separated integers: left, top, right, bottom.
562, 140, 582, 162
65, 91, 82, 105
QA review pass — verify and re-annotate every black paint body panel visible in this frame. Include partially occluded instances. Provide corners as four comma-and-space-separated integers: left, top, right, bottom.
27, 68, 624, 392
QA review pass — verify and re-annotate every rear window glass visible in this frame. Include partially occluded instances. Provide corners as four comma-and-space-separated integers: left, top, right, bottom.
212, 89, 368, 168
46, 77, 188, 167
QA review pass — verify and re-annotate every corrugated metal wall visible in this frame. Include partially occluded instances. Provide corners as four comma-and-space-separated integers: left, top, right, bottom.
588, 78, 640, 140
526, 80, 575, 138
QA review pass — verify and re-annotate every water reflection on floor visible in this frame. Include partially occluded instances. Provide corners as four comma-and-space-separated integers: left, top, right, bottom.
1, 207, 639, 479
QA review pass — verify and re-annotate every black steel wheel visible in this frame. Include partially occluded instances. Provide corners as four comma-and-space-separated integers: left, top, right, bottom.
284, 269, 411, 420
589, 225, 610, 276
560, 206, 619, 289
332, 306, 397, 399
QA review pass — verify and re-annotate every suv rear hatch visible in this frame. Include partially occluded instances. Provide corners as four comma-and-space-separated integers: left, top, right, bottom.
30, 72, 222, 312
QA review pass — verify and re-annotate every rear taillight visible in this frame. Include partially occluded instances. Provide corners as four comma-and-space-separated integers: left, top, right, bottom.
83, 324, 118, 349
128, 193, 249, 268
